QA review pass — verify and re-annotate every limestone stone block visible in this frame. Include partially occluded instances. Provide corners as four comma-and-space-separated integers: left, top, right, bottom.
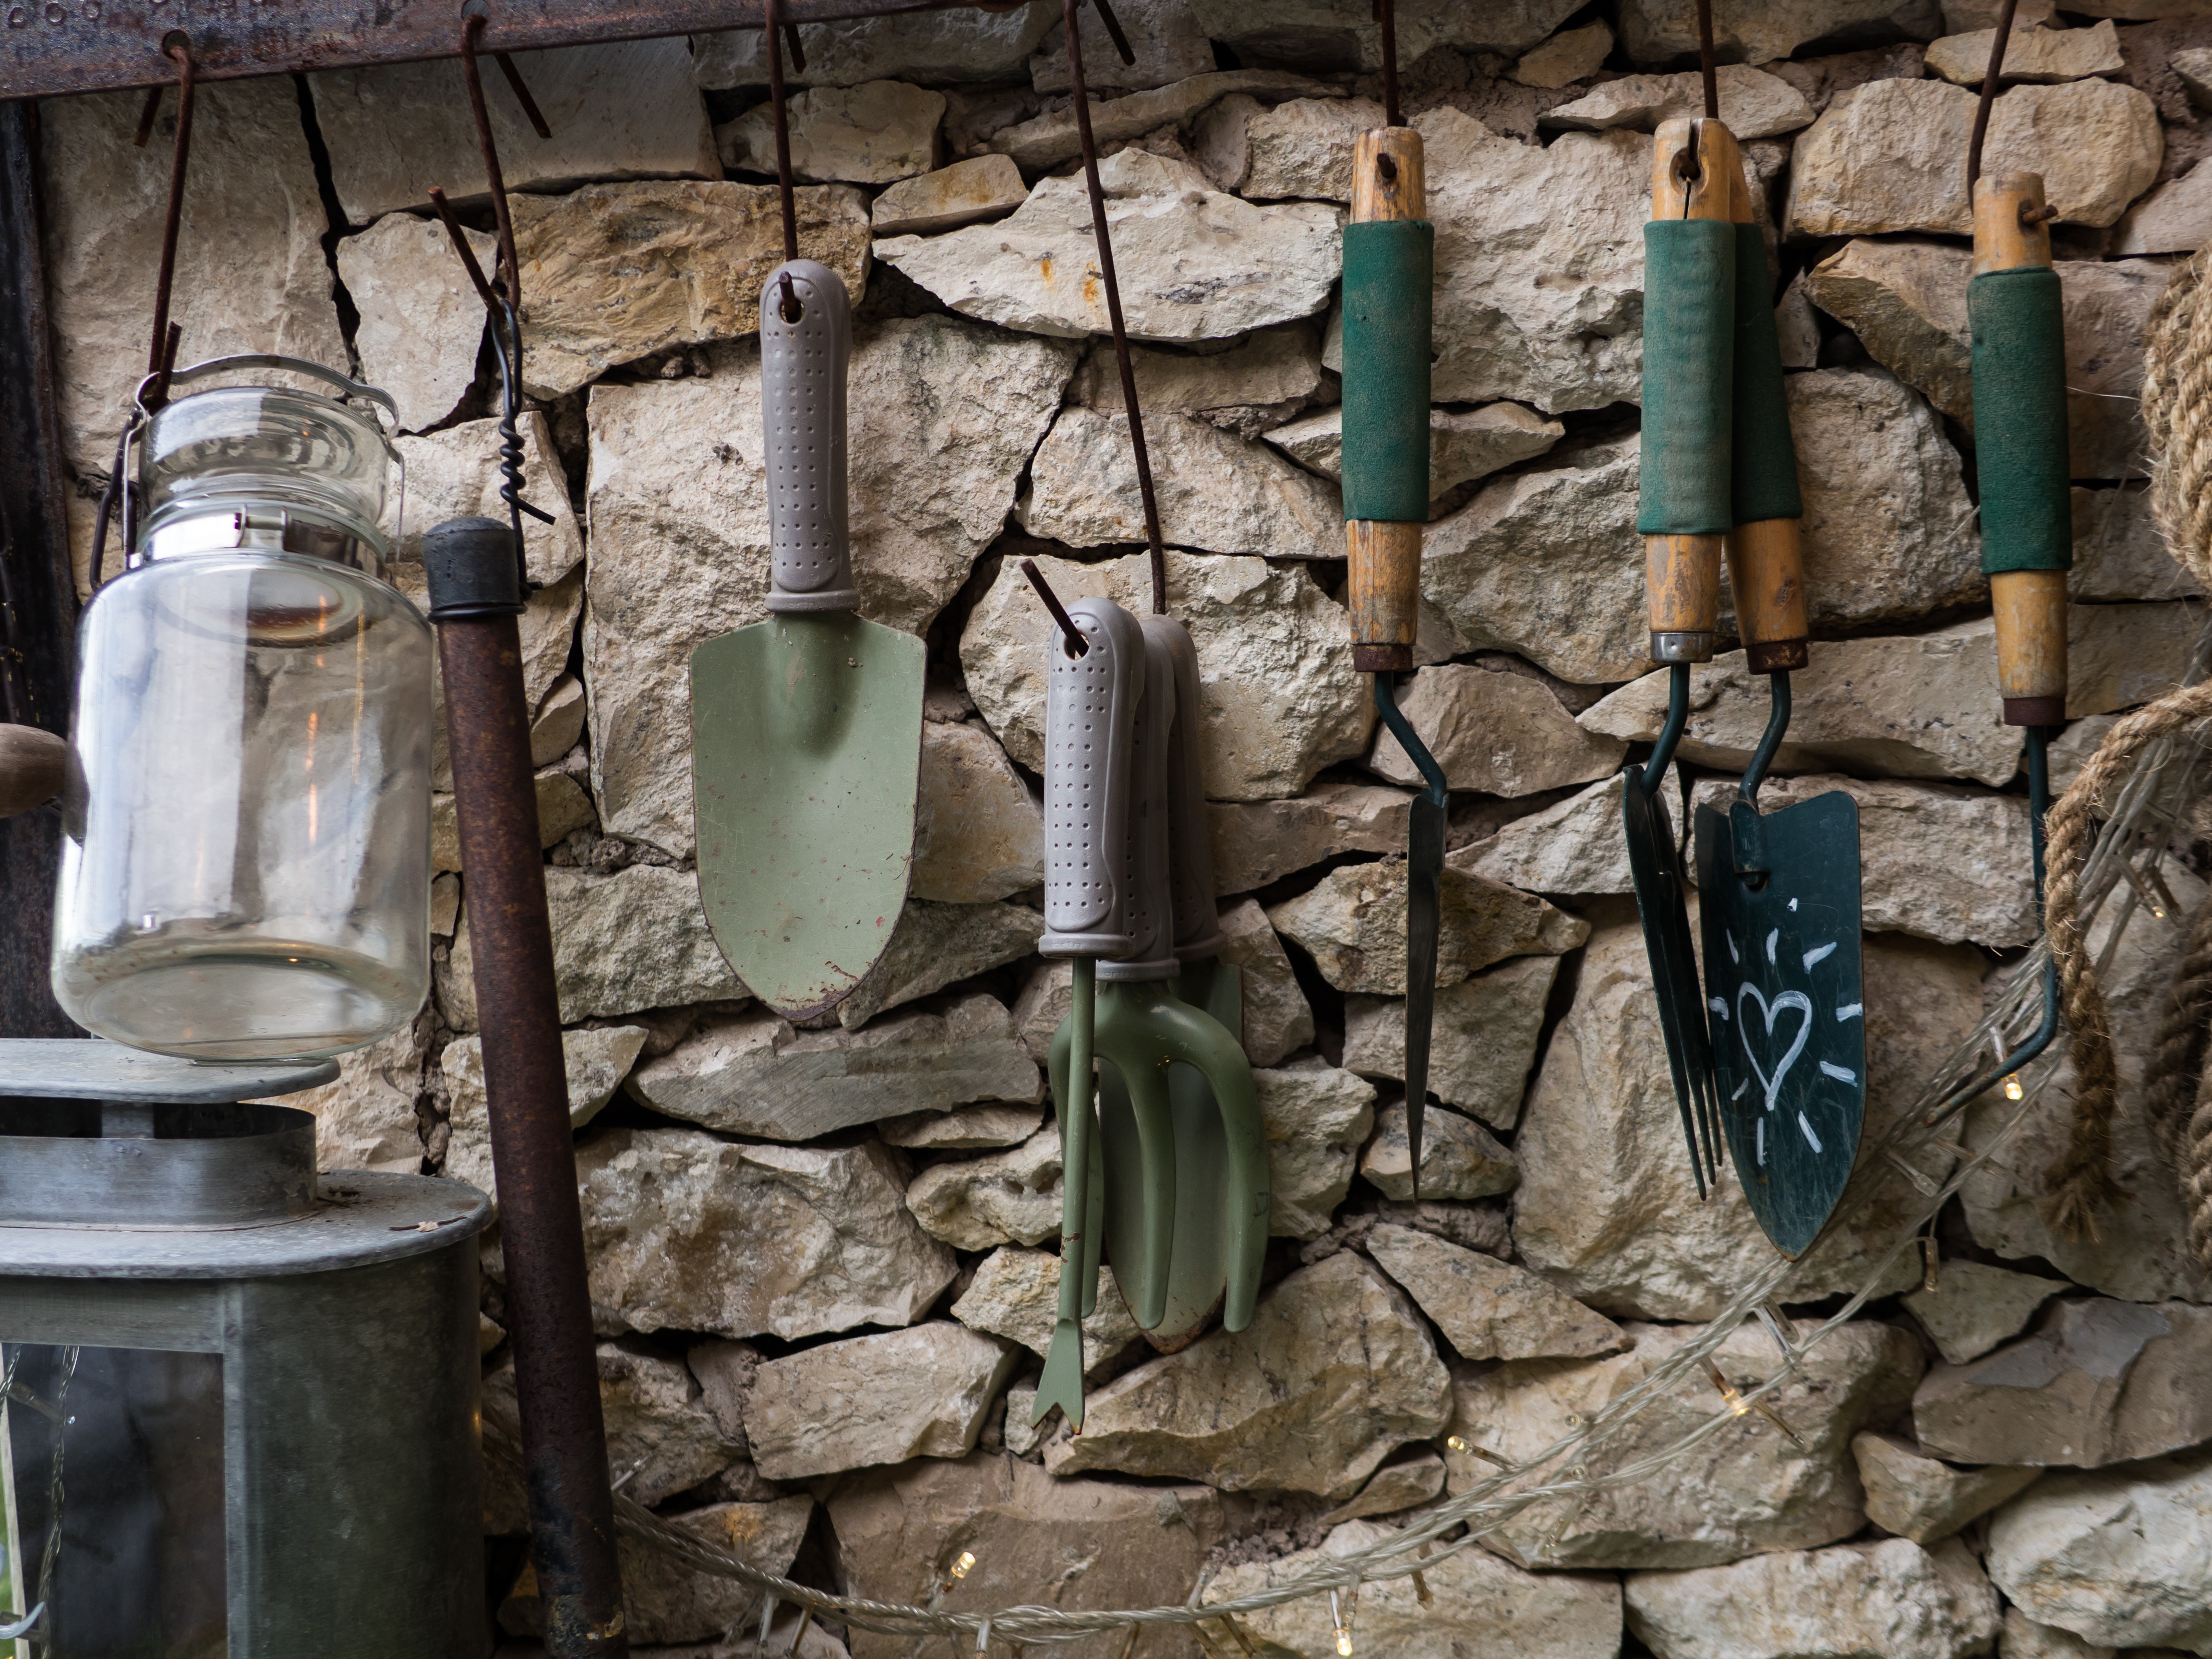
574, 1128, 957, 1339
1515, 20, 1618, 87
1259, 1059, 1378, 1238
1366, 662, 1627, 797
2000, 1607, 2115, 1659
2072, 600, 2204, 715
1321, 1451, 1447, 1523
984, 71, 1342, 169
2074, 485, 2198, 600
1046, 1251, 1451, 1497
1209, 781, 1411, 897
1266, 401, 1564, 495
1022, 407, 1341, 559
595, 1342, 747, 1506
430, 873, 461, 939
1189, 0, 1587, 70
443, 1024, 649, 1202
510, 181, 871, 397
1619, 0, 1945, 67
912, 723, 1043, 905
1986, 1448, 2212, 1653
1925, 20, 2125, 82
1358, 1101, 1519, 1202
1541, 64, 1815, 137
1579, 622, 2026, 786
2177, 44, 2212, 104
1226, 95, 1385, 200
337, 214, 495, 434
906, 1121, 1063, 1250
1070, 323, 1323, 413
310, 38, 715, 222
2113, 161, 2212, 256
695, 4, 1057, 88
718, 82, 945, 183
1367, 1222, 1624, 1361
828, 1453, 1228, 1659
1903, 1259, 2067, 1364
1220, 897, 1321, 1067
630, 993, 1038, 1141
40, 81, 349, 476
277, 1022, 426, 1174
878, 1102, 1044, 1150
836, 902, 1045, 1031
431, 771, 594, 874
1343, 953, 1560, 1130
869, 155, 1028, 235
1783, 77, 2161, 236
396, 411, 584, 584
1446, 1320, 1925, 1568
1688, 774, 2035, 948
1961, 858, 2212, 1304
950, 1246, 1142, 1375
1267, 863, 1587, 995
1623, 1538, 1999, 1659
1851, 1431, 2042, 1544
743, 1323, 1018, 1479
960, 548, 1373, 802
1419, 434, 1648, 684
1030, 0, 1218, 93
1209, 1517, 1623, 1659
587, 316, 1075, 852
879, 150, 1339, 341
620, 1497, 812, 1646
1415, 109, 1651, 412
440, 866, 746, 1029
1458, 773, 1636, 898
1803, 242, 2171, 480
1914, 1299, 2212, 1467
1514, 923, 1980, 1320
396, 561, 581, 792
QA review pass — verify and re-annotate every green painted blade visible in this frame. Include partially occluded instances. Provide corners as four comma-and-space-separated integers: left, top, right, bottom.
1694, 793, 1866, 1259
691, 610, 925, 1020
1623, 767, 1720, 1197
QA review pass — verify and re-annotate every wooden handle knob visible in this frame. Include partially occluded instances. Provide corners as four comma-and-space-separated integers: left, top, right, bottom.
1652, 117, 1741, 224
0, 725, 67, 818
1645, 532, 1725, 662
1991, 568, 2068, 726
1353, 127, 1424, 224
1973, 173, 2054, 276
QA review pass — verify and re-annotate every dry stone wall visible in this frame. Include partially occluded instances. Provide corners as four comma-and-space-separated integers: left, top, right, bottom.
39, 3, 2212, 1653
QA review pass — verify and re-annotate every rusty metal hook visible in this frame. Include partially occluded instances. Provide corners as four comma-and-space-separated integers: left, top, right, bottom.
144, 33, 194, 399
764, 0, 799, 263
1021, 558, 1090, 658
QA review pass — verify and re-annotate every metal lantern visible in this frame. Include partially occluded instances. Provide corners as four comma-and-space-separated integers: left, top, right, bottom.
0, 1040, 488, 1657
50, 355, 433, 1063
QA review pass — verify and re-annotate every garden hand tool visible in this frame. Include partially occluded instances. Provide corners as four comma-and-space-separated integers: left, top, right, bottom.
1034, 594, 1144, 1432
1074, 616, 1269, 1352
689, 259, 925, 1018
1341, 91, 1447, 1197
1626, 114, 1739, 1196
1692, 125, 1866, 1259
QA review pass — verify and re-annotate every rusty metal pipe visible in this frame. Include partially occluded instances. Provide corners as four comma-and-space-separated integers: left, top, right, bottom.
423, 516, 628, 1659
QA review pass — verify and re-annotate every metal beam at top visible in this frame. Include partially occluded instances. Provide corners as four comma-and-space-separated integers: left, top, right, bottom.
0, 0, 979, 101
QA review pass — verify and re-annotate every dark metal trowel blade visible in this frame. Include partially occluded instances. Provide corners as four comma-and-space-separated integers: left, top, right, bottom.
1403, 792, 1447, 1198
1694, 793, 1865, 1259
1623, 769, 1720, 1195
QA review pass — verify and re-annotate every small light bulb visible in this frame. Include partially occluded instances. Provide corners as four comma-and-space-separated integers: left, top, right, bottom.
1445, 1435, 1469, 1453
1335, 1631, 1353, 1657
2003, 1073, 2024, 1101
950, 1551, 976, 1581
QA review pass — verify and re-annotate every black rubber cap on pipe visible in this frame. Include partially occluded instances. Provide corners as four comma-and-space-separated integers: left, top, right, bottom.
421, 515, 525, 620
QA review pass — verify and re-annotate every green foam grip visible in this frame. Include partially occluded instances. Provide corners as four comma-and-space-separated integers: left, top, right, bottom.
1970, 266, 2073, 575
1340, 219, 1434, 525
1638, 218, 1738, 537
1730, 223, 1803, 527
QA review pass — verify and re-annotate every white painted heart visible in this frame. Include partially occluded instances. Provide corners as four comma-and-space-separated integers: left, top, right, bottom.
1736, 984, 1813, 1116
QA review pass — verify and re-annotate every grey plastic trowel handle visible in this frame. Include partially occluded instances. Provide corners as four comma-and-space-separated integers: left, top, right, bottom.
1041, 596, 1144, 958
761, 260, 858, 614
1151, 616, 1226, 962
1100, 622, 1179, 983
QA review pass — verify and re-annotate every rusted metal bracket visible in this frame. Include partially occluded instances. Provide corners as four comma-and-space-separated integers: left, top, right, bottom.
1, 0, 981, 101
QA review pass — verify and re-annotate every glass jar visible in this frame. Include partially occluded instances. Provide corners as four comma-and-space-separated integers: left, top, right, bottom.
52, 357, 432, 1061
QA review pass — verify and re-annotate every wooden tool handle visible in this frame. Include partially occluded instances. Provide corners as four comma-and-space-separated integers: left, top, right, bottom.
1975, 172, 2067, 726
1345, 126, 1427, 674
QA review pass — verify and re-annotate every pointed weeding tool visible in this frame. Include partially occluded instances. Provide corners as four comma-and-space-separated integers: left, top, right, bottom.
1033, 594, 1143, 1432
1342, 107, 1447, 1196
1626, 114, 1743, 1195
1080, 616, 1269, 1350
1692, 117, 1866, 1257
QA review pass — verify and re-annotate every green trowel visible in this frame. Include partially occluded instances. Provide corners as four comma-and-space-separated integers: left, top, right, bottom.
691, 260, 924, 1018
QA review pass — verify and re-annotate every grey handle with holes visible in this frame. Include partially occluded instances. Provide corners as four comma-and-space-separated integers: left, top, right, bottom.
1099, 621, 1179, 983
761, 260, 858, 613
1041, 596, 1143, 958
1151, 616, 1225, 962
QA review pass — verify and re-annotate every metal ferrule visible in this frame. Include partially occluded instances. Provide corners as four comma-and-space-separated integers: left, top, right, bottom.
144, 508, 385, 578
1649, 630, 1719, 663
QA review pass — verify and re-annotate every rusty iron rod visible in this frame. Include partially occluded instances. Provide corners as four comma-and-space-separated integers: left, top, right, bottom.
458, 13, 522, 308
1020, 557, 1089, 657
492, 49, 554, 138
1375, 0, 1399, 128
434, 585, 628, 1659
144, 36, 193, 397
1696, 0, 1717, 120
766, 0, 799, 262
1967, 0, 2020, 189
